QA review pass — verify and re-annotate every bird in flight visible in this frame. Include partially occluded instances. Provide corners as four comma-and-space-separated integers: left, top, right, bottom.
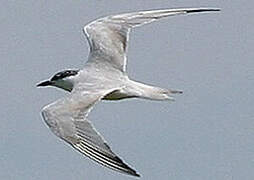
37, 8, 219, 177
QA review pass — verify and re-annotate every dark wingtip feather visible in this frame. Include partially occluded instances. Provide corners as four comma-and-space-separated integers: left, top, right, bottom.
112, 156, 140, 177
128, 169, 141, 177
129, 167, 140, 177
186, 8, 221, 14
134, 172, 141, 177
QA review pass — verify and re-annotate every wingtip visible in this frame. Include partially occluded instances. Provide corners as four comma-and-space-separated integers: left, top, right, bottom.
110, 155, 141, 177
128, 169, 141, 177
186, 8, 221, 13
134, 172, 141, 177
117, 164, 141, 177
124, 165, 141, 177
130, 167, 141, 177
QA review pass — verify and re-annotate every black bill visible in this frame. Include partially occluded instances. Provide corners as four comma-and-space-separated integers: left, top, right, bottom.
36, 80, 52, 87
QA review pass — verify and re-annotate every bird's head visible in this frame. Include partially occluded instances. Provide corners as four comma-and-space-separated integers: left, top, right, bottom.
37, 69, 79, 92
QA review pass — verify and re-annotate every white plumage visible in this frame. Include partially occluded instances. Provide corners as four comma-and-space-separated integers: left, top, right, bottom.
38, 7, 220, 177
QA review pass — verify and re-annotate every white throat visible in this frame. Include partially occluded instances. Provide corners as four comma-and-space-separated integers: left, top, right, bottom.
53, 79, 74, 92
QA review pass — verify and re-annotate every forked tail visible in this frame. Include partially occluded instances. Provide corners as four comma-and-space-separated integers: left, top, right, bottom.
128, 80, 182, 101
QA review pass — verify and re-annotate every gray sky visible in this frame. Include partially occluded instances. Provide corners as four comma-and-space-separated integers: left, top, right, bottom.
1, 0, 253, 180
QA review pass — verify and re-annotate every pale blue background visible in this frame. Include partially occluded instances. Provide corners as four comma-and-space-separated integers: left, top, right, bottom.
0, 0, 253, 180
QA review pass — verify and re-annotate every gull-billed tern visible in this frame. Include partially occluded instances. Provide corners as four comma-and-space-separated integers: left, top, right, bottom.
37, 8, 220, 177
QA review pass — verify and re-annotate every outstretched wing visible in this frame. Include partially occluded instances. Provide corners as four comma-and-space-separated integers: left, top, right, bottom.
83, 8, 220, 72
41, 89, 140, 177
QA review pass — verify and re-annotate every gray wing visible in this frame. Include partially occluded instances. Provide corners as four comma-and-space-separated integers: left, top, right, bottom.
41, 89, 140, 177
83, 8, 220, 72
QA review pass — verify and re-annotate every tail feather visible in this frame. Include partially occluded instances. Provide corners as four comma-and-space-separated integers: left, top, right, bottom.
159, 89, 183, 101
128, 80, 182, 101
169, 89, 183, 94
